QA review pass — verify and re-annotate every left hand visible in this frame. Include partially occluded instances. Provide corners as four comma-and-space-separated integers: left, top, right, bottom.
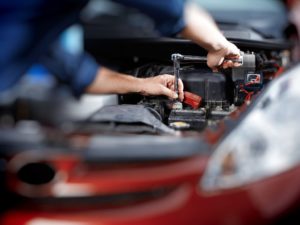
139, 74, 184, 101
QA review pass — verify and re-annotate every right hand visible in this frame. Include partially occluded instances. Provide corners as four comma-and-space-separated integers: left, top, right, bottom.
140, 74, 184, 101
207, 41, 241, 72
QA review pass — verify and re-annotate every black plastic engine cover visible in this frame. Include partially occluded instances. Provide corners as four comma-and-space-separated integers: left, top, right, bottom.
180, 70, 226, 104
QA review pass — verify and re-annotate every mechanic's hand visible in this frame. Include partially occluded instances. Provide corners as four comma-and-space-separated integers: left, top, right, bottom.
207, 41, 241, 72
140, 75, 184, 101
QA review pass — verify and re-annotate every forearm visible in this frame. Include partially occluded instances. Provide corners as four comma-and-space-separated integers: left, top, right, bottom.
180, 3, 228, 52
180, 3, 240, 70
86, 67, 183, 100
86, 67, 143, 95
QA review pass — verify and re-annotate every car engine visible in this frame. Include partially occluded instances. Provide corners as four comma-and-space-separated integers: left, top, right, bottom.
118, 51, 287, 132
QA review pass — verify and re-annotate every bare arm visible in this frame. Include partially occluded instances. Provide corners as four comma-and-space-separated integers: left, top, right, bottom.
86, 67, 184, 101
180, 3, 240, 71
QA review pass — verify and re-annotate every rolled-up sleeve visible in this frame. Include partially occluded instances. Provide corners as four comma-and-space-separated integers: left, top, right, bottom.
0, 0, 95, 96
113, 0, 186, 36
39, 43, 98, 97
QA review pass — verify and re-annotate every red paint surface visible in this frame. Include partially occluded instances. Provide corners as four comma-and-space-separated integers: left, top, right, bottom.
2, 156, 300, 225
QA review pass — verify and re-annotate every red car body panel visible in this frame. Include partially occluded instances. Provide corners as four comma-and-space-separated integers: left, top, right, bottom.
2, 155, 300, 225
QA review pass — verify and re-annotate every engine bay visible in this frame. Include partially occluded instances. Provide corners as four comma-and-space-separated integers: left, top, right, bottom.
117, 50, 288, 132
0, 38, 291, 137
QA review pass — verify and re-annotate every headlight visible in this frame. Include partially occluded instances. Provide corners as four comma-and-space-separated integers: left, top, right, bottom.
201, 65, 300, 191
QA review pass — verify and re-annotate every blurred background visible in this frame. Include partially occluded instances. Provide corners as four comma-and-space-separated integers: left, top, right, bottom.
1, 1, 300, 225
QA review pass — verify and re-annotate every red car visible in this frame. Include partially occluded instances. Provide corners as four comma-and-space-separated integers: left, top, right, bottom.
1, 0, 300, 224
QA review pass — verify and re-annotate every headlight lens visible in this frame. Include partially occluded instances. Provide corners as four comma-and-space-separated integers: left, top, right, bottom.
201, 65, 300, 191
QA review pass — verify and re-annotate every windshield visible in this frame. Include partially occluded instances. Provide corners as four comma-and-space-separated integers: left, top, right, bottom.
192, 0, 288, 39
193, 0, 284, 12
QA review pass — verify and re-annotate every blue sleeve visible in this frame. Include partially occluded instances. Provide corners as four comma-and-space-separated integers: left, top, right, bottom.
113, 0, 186, 36
0, 0, 95, 97
0, 0, 185, 96
39, 43, 99, 97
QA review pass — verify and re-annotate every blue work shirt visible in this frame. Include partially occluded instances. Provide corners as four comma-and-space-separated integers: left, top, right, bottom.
0, 0, 185, 97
